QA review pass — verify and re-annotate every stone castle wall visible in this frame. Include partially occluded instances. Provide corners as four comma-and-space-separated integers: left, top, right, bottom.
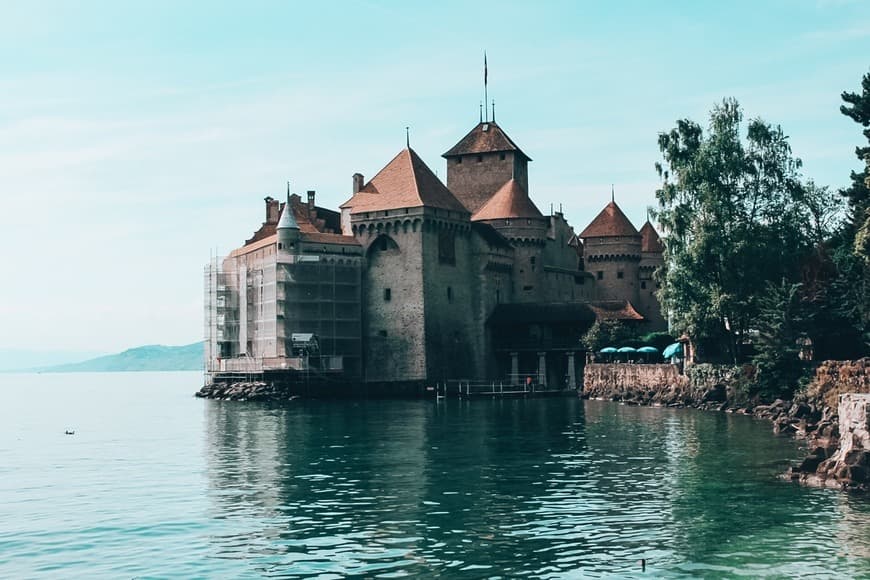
358, 221, 427, 382
446, 150, 524, 213
583, 236, 641, 305
422, 220, 482, 381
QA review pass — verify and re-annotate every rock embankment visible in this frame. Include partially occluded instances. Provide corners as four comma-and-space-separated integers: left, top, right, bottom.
195, 381, 298, 402
582, 359, 870, 491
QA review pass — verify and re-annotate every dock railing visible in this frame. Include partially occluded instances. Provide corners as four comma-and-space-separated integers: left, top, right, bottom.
433, 379, 572, 399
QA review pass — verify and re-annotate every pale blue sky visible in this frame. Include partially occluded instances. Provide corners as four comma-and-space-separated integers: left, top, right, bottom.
1, 0, 868, 352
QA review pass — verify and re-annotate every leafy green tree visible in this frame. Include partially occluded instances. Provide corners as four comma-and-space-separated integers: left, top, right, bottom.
840, 69, 870, 239
581, 319, 637, 352
654, 99, 820, 362
752, 281, 806, 399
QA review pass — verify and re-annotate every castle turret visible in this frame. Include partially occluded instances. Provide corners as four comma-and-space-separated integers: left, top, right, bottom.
276, 196, 300, 252
579, 200, 642, 305
638, 220, 667, 330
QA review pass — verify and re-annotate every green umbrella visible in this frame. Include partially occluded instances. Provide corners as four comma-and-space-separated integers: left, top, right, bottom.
638, 346, 659, 353
663, 342, 683, 359
599, 347, 618, 354
617, 346, 637, 353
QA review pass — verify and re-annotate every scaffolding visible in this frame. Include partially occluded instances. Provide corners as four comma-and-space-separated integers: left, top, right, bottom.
204, 251, 362, 383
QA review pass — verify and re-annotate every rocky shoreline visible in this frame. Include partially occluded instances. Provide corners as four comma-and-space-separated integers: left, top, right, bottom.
582, 359, 870, 492
195, 381, 299, 402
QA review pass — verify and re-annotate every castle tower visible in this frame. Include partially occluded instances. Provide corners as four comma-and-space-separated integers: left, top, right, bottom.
341, 148, 482, 385
442, 121, 531, 214
276, 196, 300, 252
638, 221, 667, 330
579, 200, 642, 306
471, 178, 549, 302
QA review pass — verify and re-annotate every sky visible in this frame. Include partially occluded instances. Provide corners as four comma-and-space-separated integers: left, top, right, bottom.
1, 0, 869, 353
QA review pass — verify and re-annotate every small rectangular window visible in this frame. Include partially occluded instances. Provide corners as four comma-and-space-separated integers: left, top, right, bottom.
477, 154, 483, 162
499, 152, 506, 161
523, 285, 533, 291
384, 288, 391, 301
617, 271, 624, 279
597, 271, 603, 280
457, 156, 462, 164
447, 287, 453, 303
378, 330, 388, 337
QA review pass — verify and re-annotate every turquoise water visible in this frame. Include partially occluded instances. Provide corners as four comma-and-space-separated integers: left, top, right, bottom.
1, 372, 869, 578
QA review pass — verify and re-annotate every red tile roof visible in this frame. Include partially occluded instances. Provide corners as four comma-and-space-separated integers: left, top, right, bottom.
579, 201, 640, 238
246, 194, 341, 245
588, 300, 645, 321
442, 121, 531, 161
639, 221, 664, 253
301, 232, 361, 246
342, 148, 468, 214
471, 178, 543, 221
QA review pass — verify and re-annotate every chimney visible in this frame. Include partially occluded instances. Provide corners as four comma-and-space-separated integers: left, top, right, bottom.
307, 190, 316, 211
352, 173, 364, 194
264, 196, 280, 224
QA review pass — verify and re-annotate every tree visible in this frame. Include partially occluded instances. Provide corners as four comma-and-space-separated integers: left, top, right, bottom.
581, 319, 636, 352
654, 99, 821, 363
839, 69, 870, 239
752, 281, 806, 399
834, 71, 870, 350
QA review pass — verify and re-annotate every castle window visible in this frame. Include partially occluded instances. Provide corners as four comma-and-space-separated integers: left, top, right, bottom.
523, 285, 534, 292
641, 281, 647, 289
597, 271, 603, 280
617, 271, 624, 279
447, 287, 453, 303
278, 243, 283, 249
457, 156, 462, 164
499, 152, 506, 161
380, 237, 388, 251
383, 288, 391, 301
477, 154, 483, 162
496, 289, 501, 303
378, 330, 388, 337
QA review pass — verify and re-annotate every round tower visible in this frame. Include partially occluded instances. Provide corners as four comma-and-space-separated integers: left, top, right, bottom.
579, 201, 642, 305
276, 196, 300, 252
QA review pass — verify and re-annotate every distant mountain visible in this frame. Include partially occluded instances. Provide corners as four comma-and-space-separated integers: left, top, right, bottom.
0, 349, 107, 372
36, 342, 204, 373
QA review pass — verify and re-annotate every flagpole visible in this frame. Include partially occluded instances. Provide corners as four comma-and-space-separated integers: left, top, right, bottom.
484, 51, 488, 122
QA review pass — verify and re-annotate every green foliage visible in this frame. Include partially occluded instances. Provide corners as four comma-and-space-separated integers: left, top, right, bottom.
752, 281, 806, 399
640, 331, 677, 352
654, 98, 837, 362
839, 69, 870, 234
581, 320, 637, 352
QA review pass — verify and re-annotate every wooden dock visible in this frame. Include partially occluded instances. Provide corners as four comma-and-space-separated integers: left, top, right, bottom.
430, 380, 575, 399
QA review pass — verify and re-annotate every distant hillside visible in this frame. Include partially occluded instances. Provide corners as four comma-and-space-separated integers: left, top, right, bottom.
38, 342, 204, 373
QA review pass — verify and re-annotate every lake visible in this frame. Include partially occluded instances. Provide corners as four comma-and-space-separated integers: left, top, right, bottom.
1, 371, 868, 578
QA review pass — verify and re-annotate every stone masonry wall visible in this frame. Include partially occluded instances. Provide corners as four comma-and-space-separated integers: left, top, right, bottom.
583, 363, 749, 408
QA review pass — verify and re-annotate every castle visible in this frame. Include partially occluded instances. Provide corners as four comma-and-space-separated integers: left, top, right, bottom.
204, 117, 665, 392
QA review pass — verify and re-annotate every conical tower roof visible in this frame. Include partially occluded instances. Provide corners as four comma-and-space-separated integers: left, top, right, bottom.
639, 221, 664, 252
277, 199, 299, 230
442, 121, 531, 161
579, 201, 640, 238
341, 148, 468, 214
472, 178, 543, 221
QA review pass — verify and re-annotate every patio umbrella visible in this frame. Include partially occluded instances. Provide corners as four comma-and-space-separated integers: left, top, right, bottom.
616, 347, 637, 353
663, 342, 683, 359
599, 347, 618, 354
637, 345, 659, 363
